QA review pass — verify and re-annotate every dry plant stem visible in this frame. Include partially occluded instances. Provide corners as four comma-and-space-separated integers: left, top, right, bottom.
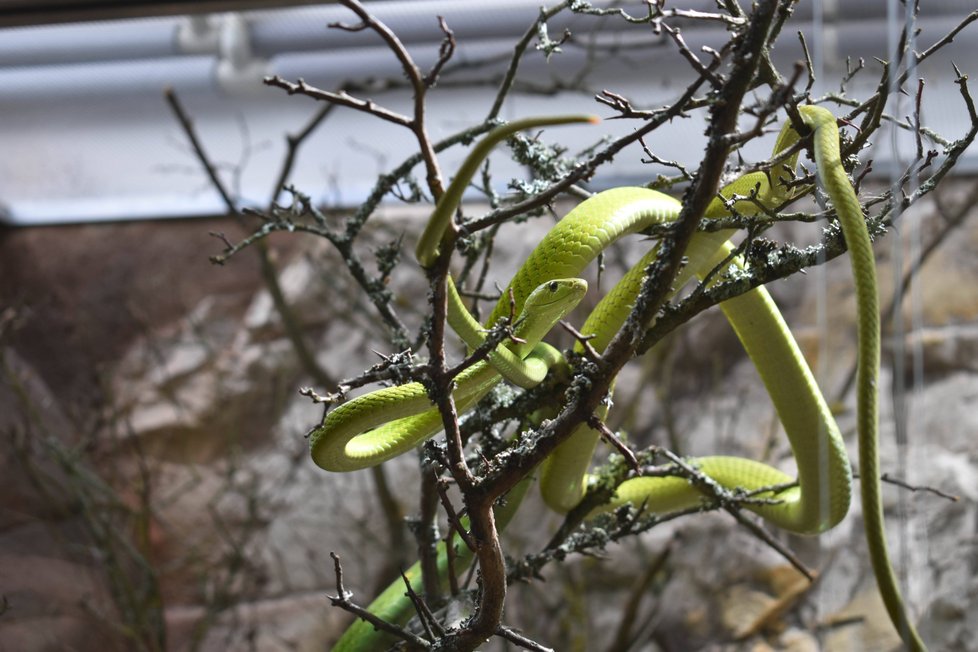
268, 0, 465, 601
329, 552, 430, 649
421, 253, 479, 607
3, 354, 166, 650
849, 471, 961, 503
442, 497, 508, 649
423, 258, 508, 651
836, 9, 977, 158
418, 468, 443, 599
269, 102, 338, 203
163, 88, 335, 388
496, 625, 554, 652
522, 448, 808, 587
424, 5, 781, 649
660, 22, 723, 88
639, 64, 977, 358
169, 73, 419, 619
723, 508, 814, 581
650, 444, 815, 581
445, 529, 461, 596
424, 17, 457, 87
435, 480, 477, 552
210, 198, 414, 346
401, 569, 445, 640
332, 0, 448, 197
587, 416, 639, 472
263, 75, 408, 123
879, 473, 960, 502
419, 205, 521, 646
329, 1, 461, 602
467, 64, 721, 234
757, 0, 798, 86
524, 500, 704, 585
476, 31, 808, 237
369, 464, 409, 590
486, 1, 571, 121
604, 544, 672, 652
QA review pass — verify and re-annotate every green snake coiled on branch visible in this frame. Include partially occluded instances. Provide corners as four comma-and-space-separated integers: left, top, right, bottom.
316, 106, 926, 651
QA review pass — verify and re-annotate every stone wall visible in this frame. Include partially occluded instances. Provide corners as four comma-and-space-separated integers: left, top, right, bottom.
1, 183, 976, 651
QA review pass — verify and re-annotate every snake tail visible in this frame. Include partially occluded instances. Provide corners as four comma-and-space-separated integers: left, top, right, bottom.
416, 114, 598, 267
800, 105, 926, 651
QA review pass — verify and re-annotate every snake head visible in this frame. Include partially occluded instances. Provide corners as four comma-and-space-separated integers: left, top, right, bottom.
521, 278, 588, 324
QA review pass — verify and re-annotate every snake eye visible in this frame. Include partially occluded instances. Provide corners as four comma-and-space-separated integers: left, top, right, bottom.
548, 281, 559, 292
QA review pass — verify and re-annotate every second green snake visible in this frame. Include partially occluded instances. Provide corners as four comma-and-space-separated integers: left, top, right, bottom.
317, 107, 925, 650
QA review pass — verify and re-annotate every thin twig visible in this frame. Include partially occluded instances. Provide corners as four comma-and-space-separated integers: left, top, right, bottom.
881, 473, 960, 502
496, 625, 555, 652
849, 471, 961, 503
605, 544, 672, 652
401, 569, 445, 640
327, 552, 431, 648
164, 87, 335, 388
436, 479, 478, 552
424, 16, 457, 87
587, 416, 640, 472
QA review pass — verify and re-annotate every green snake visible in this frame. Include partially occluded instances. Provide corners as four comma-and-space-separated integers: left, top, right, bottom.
316, 107, 925, 650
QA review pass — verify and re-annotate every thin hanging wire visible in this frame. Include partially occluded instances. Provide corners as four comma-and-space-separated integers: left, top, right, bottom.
885, 0, 924, 612
810, 0, 832, 623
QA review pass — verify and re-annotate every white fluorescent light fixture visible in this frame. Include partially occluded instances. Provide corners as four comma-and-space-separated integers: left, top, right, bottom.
0, 1, 975, 225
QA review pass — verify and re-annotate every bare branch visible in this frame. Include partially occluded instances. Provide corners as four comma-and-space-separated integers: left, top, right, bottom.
587, 416, 639, 472
165, 87, 336, 388
496, 625, 555, 652
424, 16, 457, 87
263, 76, 413, 128
327, 552, 431, 648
